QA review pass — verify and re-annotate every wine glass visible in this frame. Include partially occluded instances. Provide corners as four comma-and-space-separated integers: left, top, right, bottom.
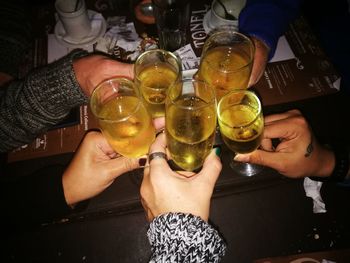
217, 89, 264, 176
134, 49, 182, 118
165, 78, 217, 173
90, 77, 155, 158
197, 29, 255, 100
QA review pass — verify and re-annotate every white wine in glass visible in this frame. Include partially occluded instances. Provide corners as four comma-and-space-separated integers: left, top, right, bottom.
197, 30, 254, 100
217, 89, 264, 176
166, 79, 217, 172
90, 77, 155, 158
134, 49, 181, 118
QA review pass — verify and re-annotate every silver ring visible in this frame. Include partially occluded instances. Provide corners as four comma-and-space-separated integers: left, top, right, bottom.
148, 152, 167, 163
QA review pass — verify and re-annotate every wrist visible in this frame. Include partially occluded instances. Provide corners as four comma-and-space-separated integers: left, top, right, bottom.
317, 147, 336, 178
311, 143, 349, 182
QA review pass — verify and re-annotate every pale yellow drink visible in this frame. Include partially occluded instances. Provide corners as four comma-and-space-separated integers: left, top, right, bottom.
166, 94, 217, 171
165, 79, 217, 171
218, 99, 263, 154
134, 49, 181, 118
136, 63, 179, 118
90, 77, 155, 158
96, 96, 155, 157
199, 45, 253, 100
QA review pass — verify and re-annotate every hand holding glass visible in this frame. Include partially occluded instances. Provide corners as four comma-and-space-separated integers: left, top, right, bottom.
90, 77, 155, 158
217, 89, 264, 176
165, 79, 217, 172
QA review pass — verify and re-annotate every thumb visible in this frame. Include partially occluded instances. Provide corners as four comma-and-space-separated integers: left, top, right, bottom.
234, 149, 284, 171
199, 148, 222, 185
110, 60, 134, 79
105, 156, 141, 181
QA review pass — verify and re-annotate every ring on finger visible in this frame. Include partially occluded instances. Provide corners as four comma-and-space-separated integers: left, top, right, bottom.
148, 151, 167, 163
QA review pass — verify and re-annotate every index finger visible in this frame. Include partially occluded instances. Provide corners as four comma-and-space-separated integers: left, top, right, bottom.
264, 109, 302, 124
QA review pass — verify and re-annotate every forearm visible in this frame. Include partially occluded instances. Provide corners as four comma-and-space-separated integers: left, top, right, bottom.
0, 49, 89, 152
148, 213, 226, 262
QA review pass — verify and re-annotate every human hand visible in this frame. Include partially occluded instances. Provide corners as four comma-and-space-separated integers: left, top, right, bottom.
234, 110, 335, 178
248, 36, 270, 87
62, 131, 144, 206
73, 54, 134, 97
140, 133, 222, 222
62, 117, 165, 206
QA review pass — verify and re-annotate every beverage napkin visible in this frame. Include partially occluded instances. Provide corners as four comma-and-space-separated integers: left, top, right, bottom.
303, 177, 327, 213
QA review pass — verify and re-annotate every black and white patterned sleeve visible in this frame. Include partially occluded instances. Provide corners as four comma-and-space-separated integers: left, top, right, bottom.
147, 213, 226, 262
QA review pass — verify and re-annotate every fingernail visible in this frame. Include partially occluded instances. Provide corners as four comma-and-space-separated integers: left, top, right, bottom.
156, 128, 165, 136
138, 158, 147, 167
233, 154, 249, 162
214, 146, 221, 157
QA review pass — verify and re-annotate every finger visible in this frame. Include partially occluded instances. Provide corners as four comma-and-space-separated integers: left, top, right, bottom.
153, 117, 165, 131
262, 119, 296, 141
234, 149, 286, 171
105, 59, 134, 79
94, 134, 120, 158
198, 148, 222, 185
248, 37, 269, 87
260, 138, 274, 151
264, 109, 301, 124
83, 130, 118, 158
248, 52, 266, 87
104, 156, 141, 181
148, 133, 172, 174
149, 132, 167, 154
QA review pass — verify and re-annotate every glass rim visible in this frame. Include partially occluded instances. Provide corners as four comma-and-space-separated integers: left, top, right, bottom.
217, 89, 262, 128
134, 48, 182, 81
90, 77, 143, 123
168, 78, 217, 110
202, 30, 255, 73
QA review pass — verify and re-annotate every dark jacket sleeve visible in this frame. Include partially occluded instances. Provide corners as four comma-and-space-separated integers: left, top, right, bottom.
239, 0, 303, 60
0, 49, 89, 152
147, 213, 226, 262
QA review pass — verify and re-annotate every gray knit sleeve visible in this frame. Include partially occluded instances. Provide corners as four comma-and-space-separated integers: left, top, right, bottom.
0, 49, 89, 152
147, 213, 226, 262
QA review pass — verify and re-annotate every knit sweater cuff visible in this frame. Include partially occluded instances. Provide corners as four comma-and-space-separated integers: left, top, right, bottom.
25, 49, 89, 118
147, 213, 226, 262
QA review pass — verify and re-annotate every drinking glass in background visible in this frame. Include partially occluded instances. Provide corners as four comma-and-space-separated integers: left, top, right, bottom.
90, 77, 155, 158
165, 79, 217, 172
197, 30, 255, 100
134, 49, 182, 118
151, 0, 191, 51
217, 89, 264, 176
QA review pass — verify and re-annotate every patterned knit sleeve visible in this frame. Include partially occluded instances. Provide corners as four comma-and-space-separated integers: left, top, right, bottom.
0, 49, 88, 152
147, 213, 226, 262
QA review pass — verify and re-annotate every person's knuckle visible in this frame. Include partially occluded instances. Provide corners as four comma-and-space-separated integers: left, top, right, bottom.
123, 158, 137, 171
